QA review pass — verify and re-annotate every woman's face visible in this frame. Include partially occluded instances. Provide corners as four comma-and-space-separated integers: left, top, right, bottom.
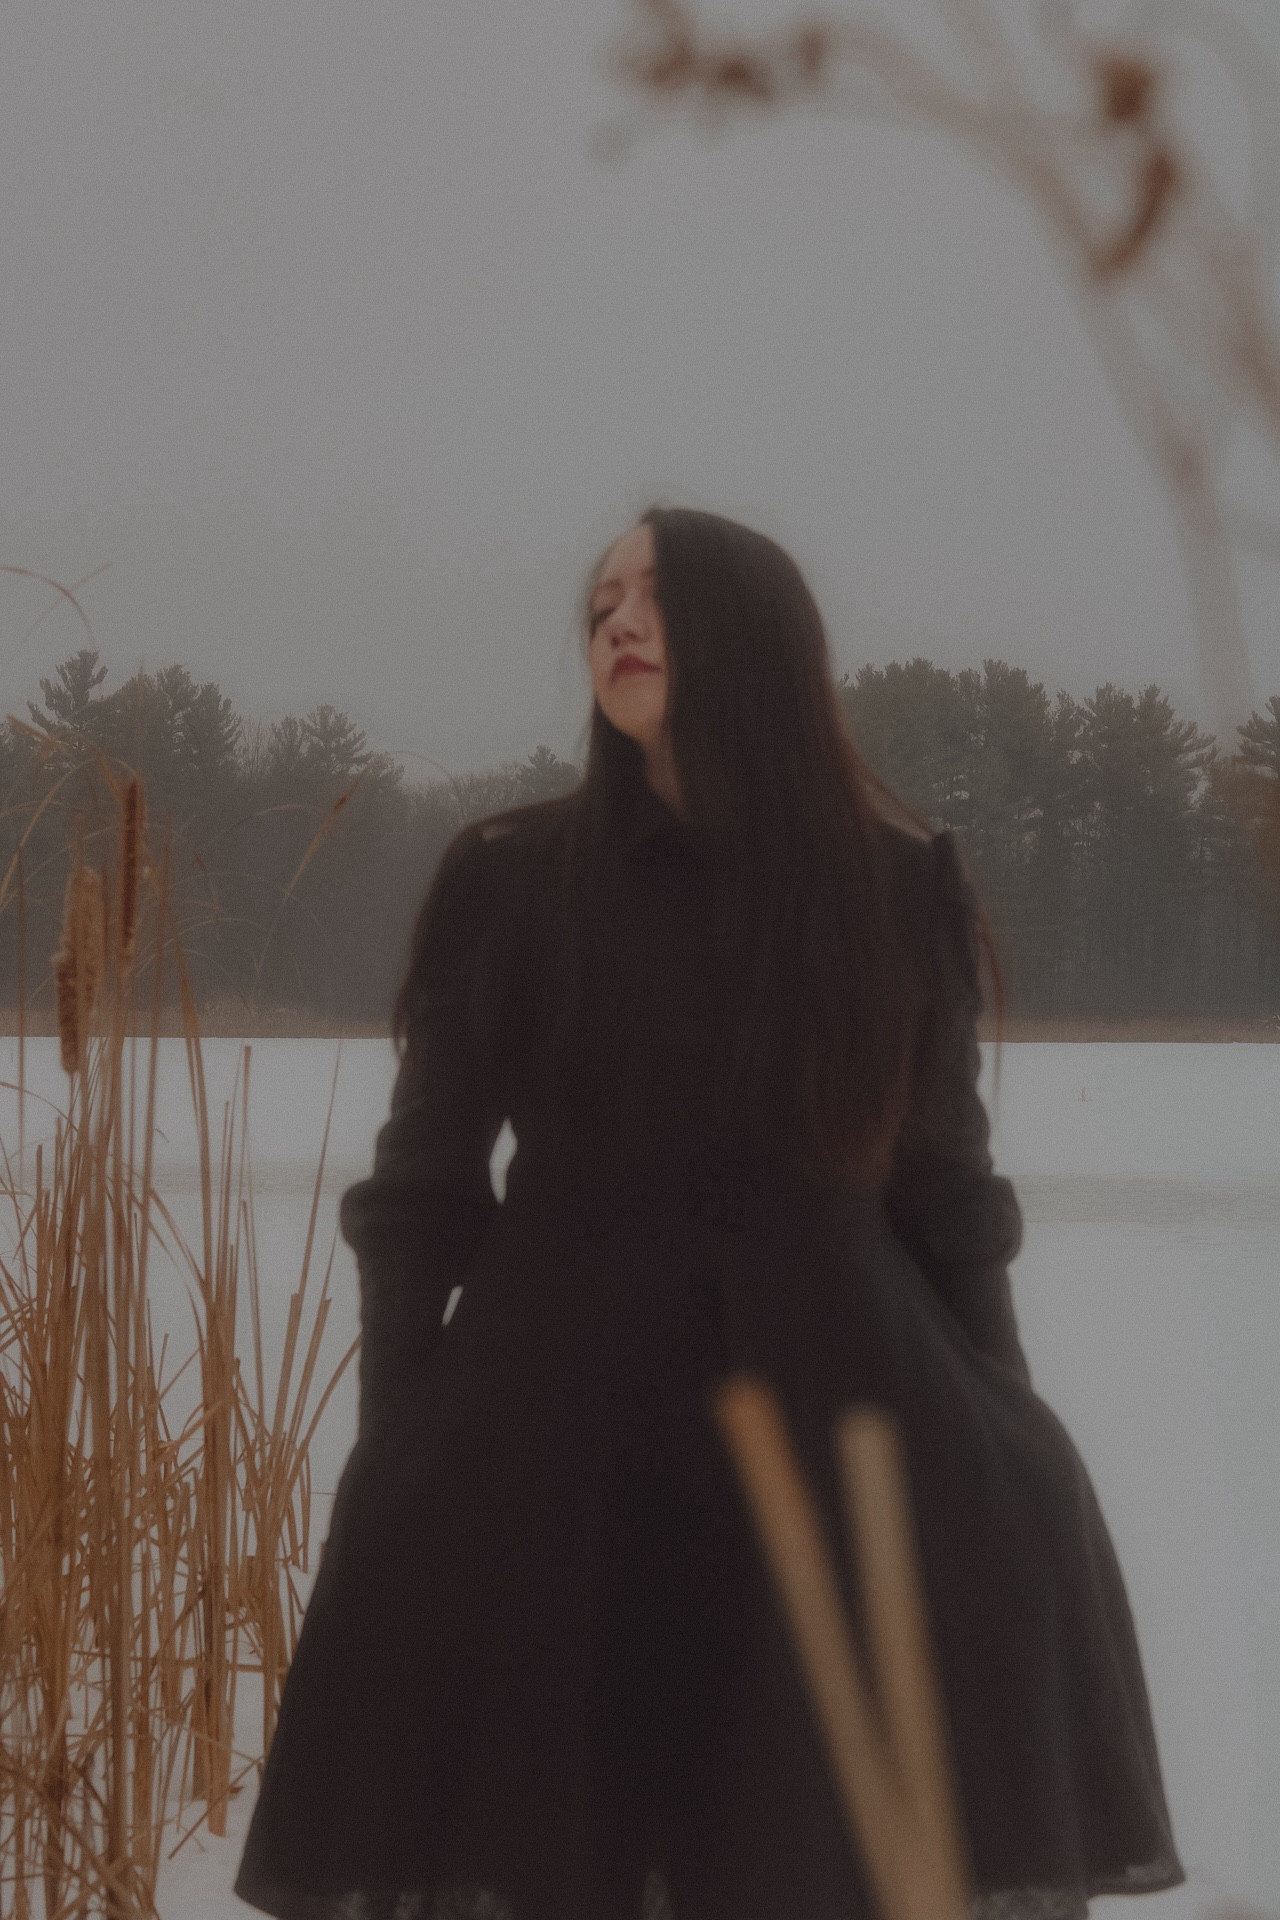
587, 521, 670, 752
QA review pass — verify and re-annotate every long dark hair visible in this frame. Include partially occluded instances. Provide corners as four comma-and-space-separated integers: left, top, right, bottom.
604, 506, 936, 1187
396, 505, 1004, 1188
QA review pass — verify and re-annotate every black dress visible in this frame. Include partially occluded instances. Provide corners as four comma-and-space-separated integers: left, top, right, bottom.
235, 770, 1184, 1920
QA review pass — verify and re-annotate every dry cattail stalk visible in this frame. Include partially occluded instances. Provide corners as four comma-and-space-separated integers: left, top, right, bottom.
252, 776, 363, 986
835, 1407, 969, 1918
53, 855, 105, 1076
119, 776, 144, 963
714, 1376, 969, 1920
2, 781, 356, 1909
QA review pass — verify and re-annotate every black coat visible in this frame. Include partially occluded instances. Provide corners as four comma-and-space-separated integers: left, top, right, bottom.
235, 771, 1184, 1920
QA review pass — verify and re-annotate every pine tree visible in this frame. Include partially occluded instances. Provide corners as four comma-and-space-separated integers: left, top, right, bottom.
28, 648, 109, 737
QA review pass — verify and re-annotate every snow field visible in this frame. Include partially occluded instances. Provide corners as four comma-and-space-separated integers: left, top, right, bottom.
0, 1039, 1274, 1918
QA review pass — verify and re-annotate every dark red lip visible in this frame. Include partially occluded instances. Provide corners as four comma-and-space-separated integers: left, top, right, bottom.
612, 655, 659, 679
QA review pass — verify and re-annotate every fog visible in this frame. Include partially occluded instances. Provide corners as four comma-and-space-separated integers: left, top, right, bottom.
2, 2, 1278, 1911
2, 0, 1279, 774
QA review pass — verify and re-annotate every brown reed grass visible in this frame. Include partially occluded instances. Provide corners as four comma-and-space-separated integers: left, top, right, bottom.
0, 779, 358, 1916
117, 781, 142, 968
52, 851, 104, 1078
0, 1004, 388, 1041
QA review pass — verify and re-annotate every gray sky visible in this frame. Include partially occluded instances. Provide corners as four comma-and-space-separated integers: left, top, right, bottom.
2, 0, 1278, 776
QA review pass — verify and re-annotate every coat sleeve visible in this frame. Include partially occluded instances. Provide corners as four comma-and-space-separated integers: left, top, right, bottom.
881, 828, 1033, 1388
339, 825, 509, 1438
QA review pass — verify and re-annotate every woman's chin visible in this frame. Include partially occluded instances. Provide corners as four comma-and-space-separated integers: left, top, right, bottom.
602, 699, 666, 745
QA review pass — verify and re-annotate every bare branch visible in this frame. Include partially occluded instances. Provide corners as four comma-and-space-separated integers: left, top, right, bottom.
602, 0, 1280, 737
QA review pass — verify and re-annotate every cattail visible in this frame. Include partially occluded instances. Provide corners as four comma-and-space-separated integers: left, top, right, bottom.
119, 777, 144, 963
53, 860, 105, 1076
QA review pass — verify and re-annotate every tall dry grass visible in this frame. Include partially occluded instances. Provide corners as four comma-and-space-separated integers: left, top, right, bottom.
0, 775, 358, 1918
717, 1380, 970, 1920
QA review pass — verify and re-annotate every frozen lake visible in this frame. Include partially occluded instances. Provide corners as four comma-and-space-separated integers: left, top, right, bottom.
1, 1037, 1276, 1920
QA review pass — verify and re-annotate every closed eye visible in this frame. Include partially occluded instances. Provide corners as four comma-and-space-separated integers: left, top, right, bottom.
589, 566, 657, 633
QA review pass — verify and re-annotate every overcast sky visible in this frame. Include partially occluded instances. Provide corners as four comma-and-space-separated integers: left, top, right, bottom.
2, 0, 1278, 776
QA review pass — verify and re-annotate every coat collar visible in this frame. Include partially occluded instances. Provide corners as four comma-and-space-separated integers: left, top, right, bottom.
622, 769, 696, 858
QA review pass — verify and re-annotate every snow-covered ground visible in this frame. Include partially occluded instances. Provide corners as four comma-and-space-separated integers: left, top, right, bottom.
1, 1038, 1275, 1920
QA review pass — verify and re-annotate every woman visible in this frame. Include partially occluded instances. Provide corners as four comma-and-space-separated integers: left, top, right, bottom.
235, 508, 1184, 1920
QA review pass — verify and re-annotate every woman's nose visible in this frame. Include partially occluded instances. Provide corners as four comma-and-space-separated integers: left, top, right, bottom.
606, 595, 646, 643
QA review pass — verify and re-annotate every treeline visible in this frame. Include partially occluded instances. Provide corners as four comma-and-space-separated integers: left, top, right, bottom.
838, 659, 1280, 1019
0, 649, 579, 1021
0, 647, 1277, 1023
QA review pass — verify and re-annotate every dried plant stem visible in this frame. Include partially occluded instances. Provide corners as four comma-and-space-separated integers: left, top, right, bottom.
0, 775, 357, 1914
17, 846, 26, 1186
117, 780, 143, 969
604, 0, 1280, 742
835, 1408, 968, 1918
54, 848, 105, 1082
714, 1376, 968, 1920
